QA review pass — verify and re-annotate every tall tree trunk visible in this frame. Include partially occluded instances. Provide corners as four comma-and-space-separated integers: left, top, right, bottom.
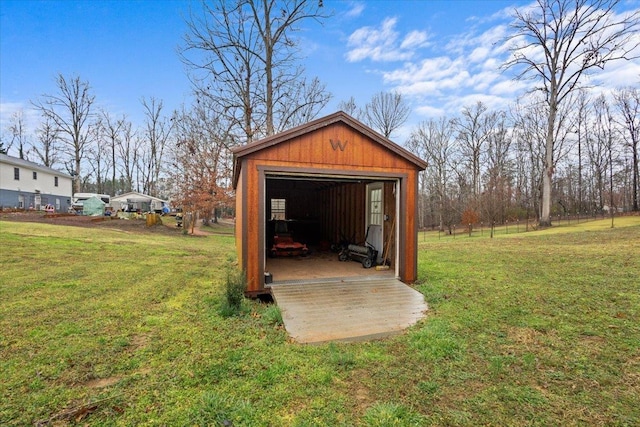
74, 155, 82, 194
540, 101, 557, 227
633, 148, 639, 211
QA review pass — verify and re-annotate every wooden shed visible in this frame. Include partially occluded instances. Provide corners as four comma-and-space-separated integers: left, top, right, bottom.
231, 111, 427, 296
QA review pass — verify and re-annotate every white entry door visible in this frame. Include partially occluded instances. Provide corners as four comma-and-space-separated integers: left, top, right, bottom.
366, 183, 384, 263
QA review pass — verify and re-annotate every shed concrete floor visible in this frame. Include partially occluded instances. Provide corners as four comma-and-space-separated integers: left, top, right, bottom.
270, 277, 428, 344
266, 250, 391, 282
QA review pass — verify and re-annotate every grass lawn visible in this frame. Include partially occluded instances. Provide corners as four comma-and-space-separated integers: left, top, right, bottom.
1, 217, 638, 426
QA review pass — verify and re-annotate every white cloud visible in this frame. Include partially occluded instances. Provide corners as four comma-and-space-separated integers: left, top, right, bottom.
414, 104, 447, 119
489, 78, 529, 96
396, 80, 443, 97
383, 56, 459, 86
342, 0, 640, 128
0, 101, 25, 117
483, 4, 520, 23
593, 60, 640, 88
400, 30, 430, 50
0, 101, 40, 133
344, 1, 365, 18
482, 57, 501, 71
345, 17, 428, 62
467, 70, 501, 92
468, 46, 491, 63
346, 17, 401, 62
444, 93, 511, 114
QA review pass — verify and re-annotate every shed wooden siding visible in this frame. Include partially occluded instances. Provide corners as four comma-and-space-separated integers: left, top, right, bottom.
250, 122, 418, 171
234, 168, 246, 278
316, 181, 397, 266
233, 112, 426, 294
319, 181, 367, 246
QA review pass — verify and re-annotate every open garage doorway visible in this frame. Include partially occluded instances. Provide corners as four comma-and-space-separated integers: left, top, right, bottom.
264, 174, 399, 284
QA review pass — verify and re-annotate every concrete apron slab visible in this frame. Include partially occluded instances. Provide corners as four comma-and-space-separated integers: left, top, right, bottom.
270, 278, 428, 344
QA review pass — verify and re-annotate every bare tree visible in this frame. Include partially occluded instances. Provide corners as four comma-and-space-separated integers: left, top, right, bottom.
511, 96, 547, 220
181, 0, 330, 142
364, 91, 411, 139
248, 0, 330, 135
276, 76, 331, 131
33, 114, 61, 168
182, 0, 261, 142
32, 74, 96, 193
116, 121, 138, 193
0, 132, 10, 154
408, 118, 457, 232
504, 0, 640, 226
87, 123, 111, 195
140, 97, 173, 196
614, 87, 640, 211
338, 96, 361, 119
99, 111, 127, 196
482, 111, 513, 226
6, 110, 30, 159
453, 101, 493, 200
588, 95, 613, 211
572, 90, 591, 214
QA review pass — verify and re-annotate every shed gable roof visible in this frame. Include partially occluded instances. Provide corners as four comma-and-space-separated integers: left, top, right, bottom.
232, 111, 427, 188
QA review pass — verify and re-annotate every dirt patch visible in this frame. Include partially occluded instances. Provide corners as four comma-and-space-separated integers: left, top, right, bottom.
84, 376, 121, 389
1, 211, 183, 235
129, 334, 149, 351
354, 382, 373, 409
1, 211, 234, 236
506, 326, 543, 346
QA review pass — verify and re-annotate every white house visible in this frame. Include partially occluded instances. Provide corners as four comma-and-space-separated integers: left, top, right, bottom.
0, 153, 73, 211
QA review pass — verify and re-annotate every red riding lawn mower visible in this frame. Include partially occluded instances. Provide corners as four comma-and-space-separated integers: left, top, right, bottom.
269, 220, 308, 257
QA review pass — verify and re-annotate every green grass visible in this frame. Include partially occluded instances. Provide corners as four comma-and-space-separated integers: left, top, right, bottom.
1, 217, 639, 426
418, 214, 629, 241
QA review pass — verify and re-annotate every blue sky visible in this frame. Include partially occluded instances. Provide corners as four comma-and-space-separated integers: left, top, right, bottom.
1, 0, 639, 144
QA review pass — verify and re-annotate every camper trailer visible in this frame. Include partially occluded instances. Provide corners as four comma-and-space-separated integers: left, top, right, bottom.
71, 193, 111, 213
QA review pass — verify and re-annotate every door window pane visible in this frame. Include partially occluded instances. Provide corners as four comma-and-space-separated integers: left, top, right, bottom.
271, 199, 286, 220
369, 188, 382, 226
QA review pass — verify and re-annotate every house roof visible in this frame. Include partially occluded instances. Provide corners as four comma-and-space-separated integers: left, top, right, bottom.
0, 153, 72, 178
231, 111, 427, 188
111, 191, 167, 203
84, 196, 106, 205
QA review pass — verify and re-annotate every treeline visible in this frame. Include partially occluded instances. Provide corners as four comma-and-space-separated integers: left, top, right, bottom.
1, 74, 175, 200
1, 0, 638, 229
408, 91, 639, 231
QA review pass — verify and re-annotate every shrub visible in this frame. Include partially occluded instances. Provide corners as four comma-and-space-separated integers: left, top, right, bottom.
461, 209, 479, 231
262, 305, 283, 326
220, 269, 246, 317
328, 342, 356, 369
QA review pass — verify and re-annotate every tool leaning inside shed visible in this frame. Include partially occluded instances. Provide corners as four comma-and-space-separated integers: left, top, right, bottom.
375, 214, 395, 271
338, 225, 378, 268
